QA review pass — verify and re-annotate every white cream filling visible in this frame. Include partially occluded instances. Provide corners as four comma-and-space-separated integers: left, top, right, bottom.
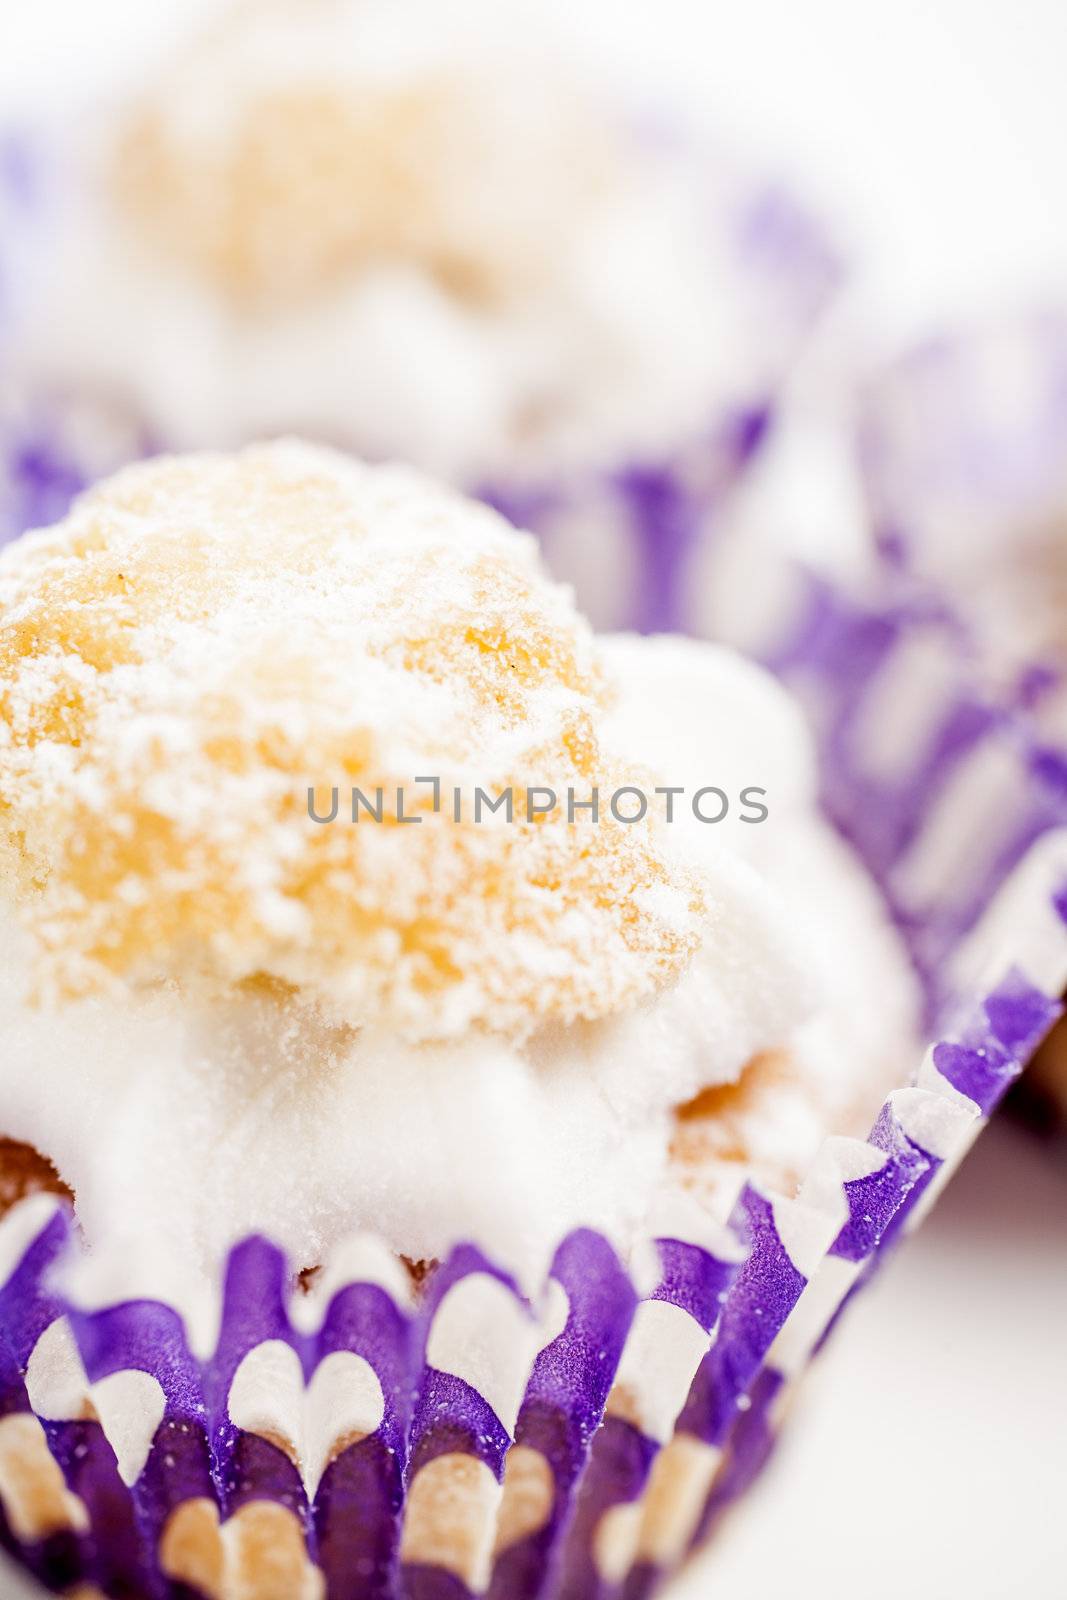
0, 637, 919, 1315
602, 634, 922, 1193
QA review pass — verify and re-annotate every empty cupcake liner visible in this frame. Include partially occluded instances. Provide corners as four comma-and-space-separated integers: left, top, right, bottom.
0, 564, 1065, 1600
856, 308, 1067, 724
0, 113, 840, 633
853, 311, 1067, 1125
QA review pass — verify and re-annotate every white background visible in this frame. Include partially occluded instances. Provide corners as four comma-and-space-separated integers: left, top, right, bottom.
1, 3, 1066, 1596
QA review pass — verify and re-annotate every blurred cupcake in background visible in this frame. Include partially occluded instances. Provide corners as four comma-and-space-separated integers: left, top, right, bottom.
0, 0, 840, 628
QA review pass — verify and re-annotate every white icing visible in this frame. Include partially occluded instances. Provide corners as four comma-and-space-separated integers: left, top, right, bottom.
601, 633, 921, 1173
0, 628, 919, 1310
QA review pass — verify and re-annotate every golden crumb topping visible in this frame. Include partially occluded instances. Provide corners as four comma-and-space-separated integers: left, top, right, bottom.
110, 3, 613, 312
0, 442, 703, 1039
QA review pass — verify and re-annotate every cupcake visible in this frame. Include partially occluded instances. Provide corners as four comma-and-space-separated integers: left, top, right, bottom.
0, 0, 839, 629
0, 438, 918, 1298
0, 441, 1061, 1599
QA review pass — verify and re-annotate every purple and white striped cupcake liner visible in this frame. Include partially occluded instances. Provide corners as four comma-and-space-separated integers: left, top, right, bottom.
1, 561, 1064, 1600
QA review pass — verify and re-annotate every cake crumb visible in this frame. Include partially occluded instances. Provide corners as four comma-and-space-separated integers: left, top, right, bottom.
0, 442, 704, 1040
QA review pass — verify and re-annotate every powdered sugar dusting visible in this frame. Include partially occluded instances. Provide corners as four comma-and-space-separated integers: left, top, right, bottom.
0, 441, 705, 1038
